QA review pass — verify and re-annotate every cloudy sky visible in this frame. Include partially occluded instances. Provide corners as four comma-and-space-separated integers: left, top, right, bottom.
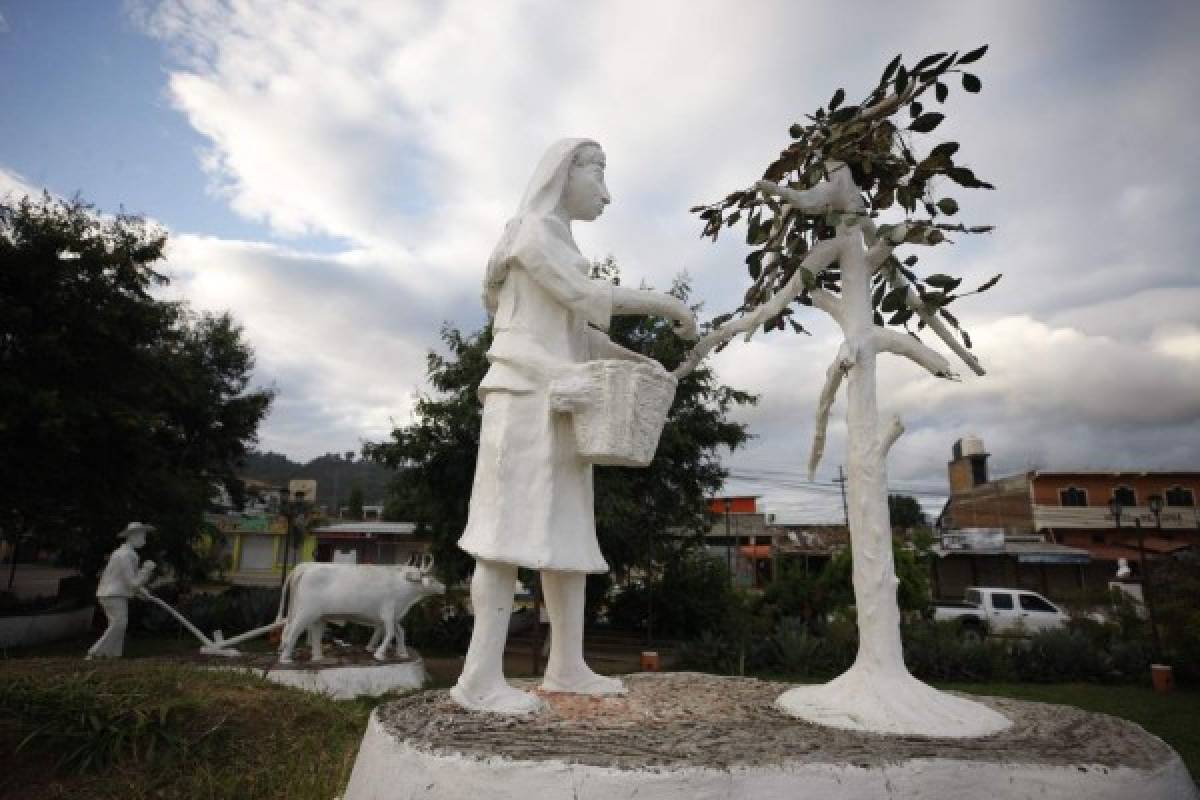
2, 1, 1198, 522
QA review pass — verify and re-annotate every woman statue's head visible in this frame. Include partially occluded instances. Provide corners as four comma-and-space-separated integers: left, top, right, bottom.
484, 138, 607, 313
559, 144, 610, 222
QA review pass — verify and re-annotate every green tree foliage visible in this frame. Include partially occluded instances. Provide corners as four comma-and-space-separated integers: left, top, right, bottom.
0, 197, 272, 579
765, 539, 931, 631
364, 270, 756, 582
347, 485, 365, 521
888, 493, 927, 529
690, 46, 1000, 348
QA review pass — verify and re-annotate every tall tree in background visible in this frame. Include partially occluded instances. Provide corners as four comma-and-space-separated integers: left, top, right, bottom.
0, 197, 273, 580
347, 485, 365, 521
365, 271, 755, 583
689, 47, 1006, 736
887, 493, 926, 530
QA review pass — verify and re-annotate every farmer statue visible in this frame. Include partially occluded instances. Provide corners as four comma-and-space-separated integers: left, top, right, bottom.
86, 521, 156, 659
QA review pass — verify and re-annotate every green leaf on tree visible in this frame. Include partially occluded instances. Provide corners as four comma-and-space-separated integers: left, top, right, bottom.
881, 286, 909, 313
958, 44, 989, 65
913, 52, 948, 73
829, 88, 845, 111
909, 113, 945, 133
881, 53, 902, 84
962, 73, 982, 93
935, 81, 949, 103
928, 141, 960, 162
925, 274, 961, 291
936, 197, 959, 215
975, 273, 1002, 292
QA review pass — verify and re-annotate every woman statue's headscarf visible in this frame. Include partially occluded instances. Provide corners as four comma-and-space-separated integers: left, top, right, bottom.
483, 138, 601, 315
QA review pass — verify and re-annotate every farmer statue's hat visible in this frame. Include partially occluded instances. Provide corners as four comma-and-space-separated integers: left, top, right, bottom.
117, 522, 155, 539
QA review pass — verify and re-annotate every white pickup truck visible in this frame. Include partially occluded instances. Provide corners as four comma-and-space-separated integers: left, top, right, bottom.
933, 587, 1069, 639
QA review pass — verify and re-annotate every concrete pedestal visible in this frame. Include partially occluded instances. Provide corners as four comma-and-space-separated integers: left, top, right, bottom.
211, 651, 428, 700
342, 673, 1196, 800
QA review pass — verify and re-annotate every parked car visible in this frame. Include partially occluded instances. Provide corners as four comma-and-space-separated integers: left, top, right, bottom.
933, 587, 1069, 640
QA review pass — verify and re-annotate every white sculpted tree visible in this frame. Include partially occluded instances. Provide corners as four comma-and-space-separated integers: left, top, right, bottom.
688, 47, 1008, 736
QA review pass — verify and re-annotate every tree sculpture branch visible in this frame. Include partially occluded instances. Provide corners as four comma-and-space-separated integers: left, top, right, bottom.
880, 414, 905, 458
673, 238, 840, 378
807, 340, 854, 480
887, 268, 985, 376
873, 328, 958, 379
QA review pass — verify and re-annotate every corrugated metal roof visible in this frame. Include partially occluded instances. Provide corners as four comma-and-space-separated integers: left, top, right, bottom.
311, 522, 416, 535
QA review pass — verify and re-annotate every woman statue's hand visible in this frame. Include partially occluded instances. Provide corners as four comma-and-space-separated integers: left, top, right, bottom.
672, 309, 699, 341
611, 287, 699, 340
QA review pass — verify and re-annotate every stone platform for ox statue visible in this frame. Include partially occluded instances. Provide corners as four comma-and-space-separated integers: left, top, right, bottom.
341, 673, 1196, 800
207, 644, 428, 700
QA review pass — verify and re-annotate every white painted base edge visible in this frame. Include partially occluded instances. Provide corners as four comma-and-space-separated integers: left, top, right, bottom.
212, 658, 427, 700
341, 710, 1199, 800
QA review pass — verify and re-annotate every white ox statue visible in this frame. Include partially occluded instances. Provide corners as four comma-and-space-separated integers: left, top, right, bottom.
277, 554, 445, 664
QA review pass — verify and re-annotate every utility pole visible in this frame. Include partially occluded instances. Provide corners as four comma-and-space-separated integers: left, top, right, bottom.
835, 466, 849, 527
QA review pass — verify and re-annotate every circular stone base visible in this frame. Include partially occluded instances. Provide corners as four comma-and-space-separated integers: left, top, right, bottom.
341, 673, 1196, 800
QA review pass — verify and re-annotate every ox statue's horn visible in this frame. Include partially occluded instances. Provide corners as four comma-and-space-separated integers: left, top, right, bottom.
420, 553, 434, 573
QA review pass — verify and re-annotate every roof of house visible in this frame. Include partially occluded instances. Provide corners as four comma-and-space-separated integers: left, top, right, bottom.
932, 540, 1091, 564
311, 522, 416, 536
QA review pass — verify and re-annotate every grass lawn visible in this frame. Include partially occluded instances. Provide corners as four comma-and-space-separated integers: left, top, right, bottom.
0, 657, 375, 800
941, 681, 1200, 782
3, 642, 1198, 797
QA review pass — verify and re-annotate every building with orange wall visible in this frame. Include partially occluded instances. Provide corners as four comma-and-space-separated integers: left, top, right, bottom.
938, 436, 1198, 596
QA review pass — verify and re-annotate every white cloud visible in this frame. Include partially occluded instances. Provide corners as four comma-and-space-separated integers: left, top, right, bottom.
119, 1, 1200, 513
0, 166, 42, 201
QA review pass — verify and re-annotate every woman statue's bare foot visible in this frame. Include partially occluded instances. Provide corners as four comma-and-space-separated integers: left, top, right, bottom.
450, 681, 545, 715
541, 666, 627, 696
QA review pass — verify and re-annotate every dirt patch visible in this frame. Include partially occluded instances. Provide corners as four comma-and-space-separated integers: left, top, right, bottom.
376, 672, 1177, 772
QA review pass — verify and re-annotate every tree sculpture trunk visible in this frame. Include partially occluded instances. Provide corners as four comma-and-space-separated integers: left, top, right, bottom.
771, 207, 1010, 737
840, 241, 905, 679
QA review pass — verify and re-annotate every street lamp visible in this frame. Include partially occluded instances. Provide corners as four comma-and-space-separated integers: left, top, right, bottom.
278, 488, 310, 589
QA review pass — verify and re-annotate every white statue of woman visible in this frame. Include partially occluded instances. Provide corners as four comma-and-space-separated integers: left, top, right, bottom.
451, 138, 697, 714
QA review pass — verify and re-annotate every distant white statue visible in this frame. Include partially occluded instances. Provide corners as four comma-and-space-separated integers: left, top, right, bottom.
1115, 558, 1132, 579
277, 556, 445, 664
451, 138, 698, 714
86, 522, 156, 659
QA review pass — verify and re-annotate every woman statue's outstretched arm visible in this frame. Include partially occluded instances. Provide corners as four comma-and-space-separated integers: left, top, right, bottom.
610, 286, 698, 340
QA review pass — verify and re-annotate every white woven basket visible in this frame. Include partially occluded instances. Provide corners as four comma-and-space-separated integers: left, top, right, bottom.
554, 360, 677, 467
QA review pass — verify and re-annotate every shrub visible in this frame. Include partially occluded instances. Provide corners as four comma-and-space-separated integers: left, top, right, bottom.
608, 549, 733, 639
138, 586, 281, 639
402, 591, 472, 653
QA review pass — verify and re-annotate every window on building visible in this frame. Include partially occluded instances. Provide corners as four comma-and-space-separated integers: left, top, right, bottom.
1112, 486, 1137, 506
1165, 486, 1195, 507
991, 592, 1014, 610
1059, 487, 1088, 507
1020, 594, 1057, 613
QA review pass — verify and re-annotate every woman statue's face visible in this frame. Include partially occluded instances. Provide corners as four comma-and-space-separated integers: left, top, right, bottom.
560, 147, 610, 222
